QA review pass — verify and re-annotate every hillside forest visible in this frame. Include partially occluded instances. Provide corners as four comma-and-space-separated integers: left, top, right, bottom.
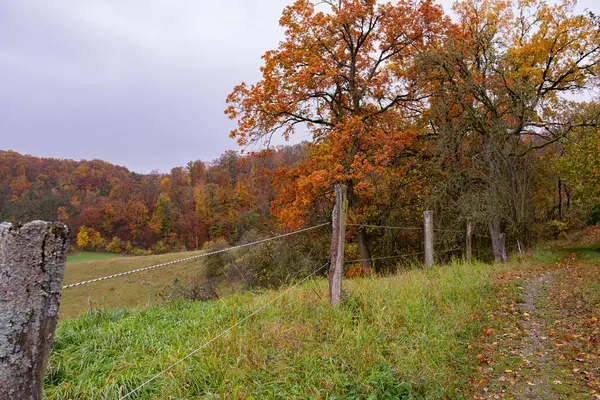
2, 0, 600, 275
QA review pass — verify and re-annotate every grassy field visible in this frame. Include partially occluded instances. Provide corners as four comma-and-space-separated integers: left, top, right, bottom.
47, 259, 505, 399
66, 251, 121, 264
61, 250, 206, 319
48, 234, 600, 399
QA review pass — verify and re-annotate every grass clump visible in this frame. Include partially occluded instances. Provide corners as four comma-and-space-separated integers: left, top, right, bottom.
47, 260, 498, 399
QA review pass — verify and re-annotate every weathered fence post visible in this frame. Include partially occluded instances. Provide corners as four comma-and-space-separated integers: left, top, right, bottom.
466, 218, 473, 263
499, 233, 507, 264
329, 184, 347, 306
424, 210, 434, 268
0, 221, 69, 400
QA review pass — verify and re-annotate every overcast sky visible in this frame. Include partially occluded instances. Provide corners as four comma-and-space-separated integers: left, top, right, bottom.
1, 0, 598, 173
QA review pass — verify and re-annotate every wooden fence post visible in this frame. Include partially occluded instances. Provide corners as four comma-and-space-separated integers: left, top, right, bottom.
0, 221, 69, 400
329, 184, 347, 306
424, 210, 434, 268
499, 233, 507, 264
466, 218, 473, 263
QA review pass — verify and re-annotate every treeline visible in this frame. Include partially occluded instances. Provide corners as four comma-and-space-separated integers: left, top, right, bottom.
0, 146, 308, 254
3, 0, 600, 273
225, 0, 600, 267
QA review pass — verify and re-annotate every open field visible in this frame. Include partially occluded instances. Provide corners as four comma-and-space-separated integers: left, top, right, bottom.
66, 251, 122, 264
61, 250, 206, 319
48, 232, 600, 398
47, 258, 508, 399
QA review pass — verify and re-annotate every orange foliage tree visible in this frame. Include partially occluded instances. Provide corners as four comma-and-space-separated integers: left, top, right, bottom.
226, 0, 448, 268
423, 0, 600, 261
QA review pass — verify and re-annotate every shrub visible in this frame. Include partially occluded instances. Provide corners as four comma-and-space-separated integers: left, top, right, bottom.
546, 220, 569, 239
106, 237, 123, 254
131, 248, 148, 257
202, 239, 235, 278
586, 201, 600, 226
151, 240, 170, 254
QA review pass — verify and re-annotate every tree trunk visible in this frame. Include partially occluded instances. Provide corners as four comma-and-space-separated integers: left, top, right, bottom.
489, 218, 504, 263
487, 133, 505, 263
357, 228, 372, 271
346, 181, 373, 270
558, 177, 563, 221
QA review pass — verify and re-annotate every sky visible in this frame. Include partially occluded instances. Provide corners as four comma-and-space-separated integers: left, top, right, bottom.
1, 0, 598, 173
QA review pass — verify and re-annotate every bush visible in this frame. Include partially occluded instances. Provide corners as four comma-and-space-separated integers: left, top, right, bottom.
76, 226, 106, 251
586, 201, 600, 226
106, 237, 123, 254
131, 248, 148, 257
235, 230, 326, 288
151, 240, 170, 254
546, 220, 569, 240
202, 239, 236, 278
159, 277, 219, 303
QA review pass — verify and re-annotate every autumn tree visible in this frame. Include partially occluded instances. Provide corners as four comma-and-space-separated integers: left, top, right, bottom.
226, 0, 447, 269
150, 192, 175, 240
423, 0, 600, 260
556, 123, 600, 224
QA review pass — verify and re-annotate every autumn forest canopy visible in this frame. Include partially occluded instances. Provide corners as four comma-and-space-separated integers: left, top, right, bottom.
3, 0, 600, 271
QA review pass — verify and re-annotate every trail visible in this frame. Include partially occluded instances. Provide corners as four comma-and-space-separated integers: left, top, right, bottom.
472, 250, 600, 399
512, 271, 559, 399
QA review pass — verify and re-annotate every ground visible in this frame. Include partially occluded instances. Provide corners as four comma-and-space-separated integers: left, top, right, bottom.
66, 251, 121, 264
46, 230, 600, 398
468, 235, 600, 399
61, 250, 205, 318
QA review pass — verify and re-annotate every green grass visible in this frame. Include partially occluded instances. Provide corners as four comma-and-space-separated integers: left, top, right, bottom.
61, 250, 206, 319
67, 252, 121, 264
47, 260, 500, 399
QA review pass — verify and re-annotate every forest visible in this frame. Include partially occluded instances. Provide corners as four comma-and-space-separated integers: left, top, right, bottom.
2, 0, 600, 272
0, 146, 308, 254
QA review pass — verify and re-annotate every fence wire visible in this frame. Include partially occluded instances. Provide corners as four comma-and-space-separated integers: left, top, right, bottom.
344, 252, 425, 264
347, 223, 422, 231
118, 261, 330, 400
63, 222, 331, 290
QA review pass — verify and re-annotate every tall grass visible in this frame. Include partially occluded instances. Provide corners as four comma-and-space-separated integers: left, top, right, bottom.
46, 261, 498, 399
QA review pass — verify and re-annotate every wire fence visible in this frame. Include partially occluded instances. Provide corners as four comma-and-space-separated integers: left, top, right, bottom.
62, 222, 331, 290
57, 216, 486, 397
348, 223, 490, 237
344, 252, 425, 264
118, 261, 330, 400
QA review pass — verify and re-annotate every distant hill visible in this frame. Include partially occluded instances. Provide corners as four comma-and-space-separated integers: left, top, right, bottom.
0, 145, 308, 252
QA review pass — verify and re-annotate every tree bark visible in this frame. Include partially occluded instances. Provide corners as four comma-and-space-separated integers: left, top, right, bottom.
347, 181, 373, 270
357, 228, 372, 271
487, 132, 505, 263
489, 218, 504, 263
0, 221, 69, 400
558, 177, 563, 221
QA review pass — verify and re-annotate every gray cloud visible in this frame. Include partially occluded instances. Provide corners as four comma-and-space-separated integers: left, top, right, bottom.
1, 0, 597, 172
0, 0, 299, 172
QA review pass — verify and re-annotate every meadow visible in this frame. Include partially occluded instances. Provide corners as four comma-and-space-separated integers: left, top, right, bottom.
67, 252, 121, 264
47, 258, 505, 399
61, 250, 206, 319
47, 231, 600, 398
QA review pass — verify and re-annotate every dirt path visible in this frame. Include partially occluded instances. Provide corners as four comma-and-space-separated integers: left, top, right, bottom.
471, 250, 600, 399
513, 271, 557, 399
